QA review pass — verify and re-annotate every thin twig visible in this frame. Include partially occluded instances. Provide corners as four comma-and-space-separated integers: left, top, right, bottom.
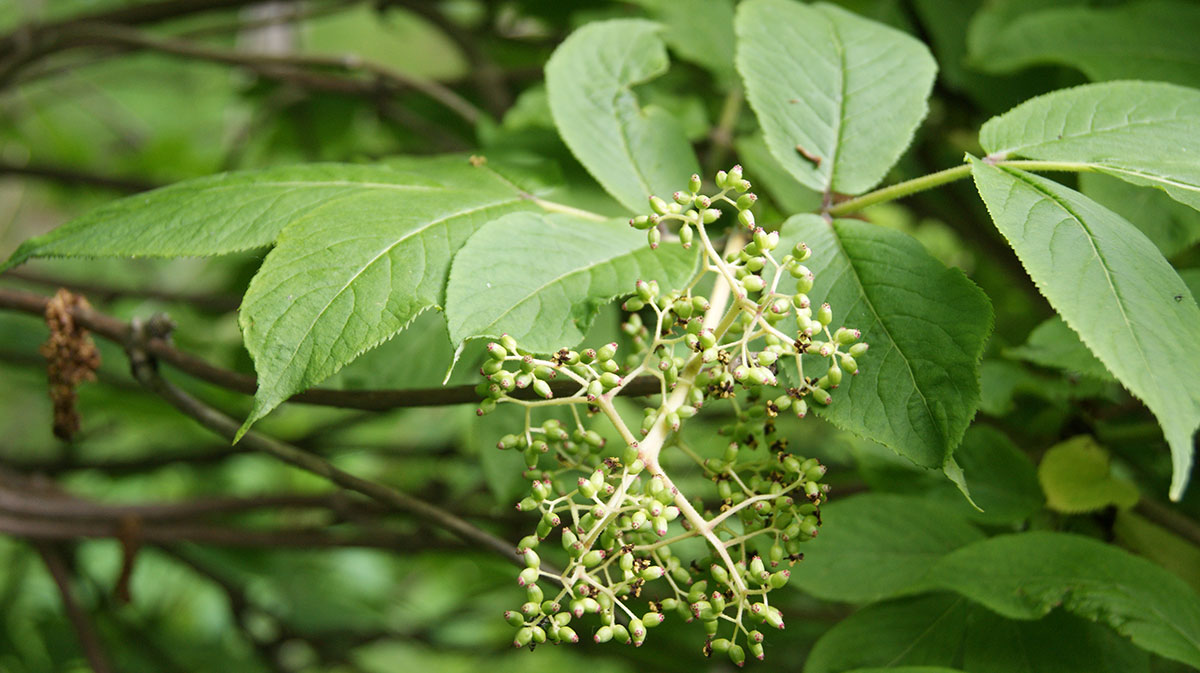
11, 22, 484, 124
123, 329, 523, 565
34, 542, 114, 673
6, 514, 459, 551
0, 287, 663, 410
1136, 497, 1200, 549
5, 269, 240, 312
0, 161, 157, 193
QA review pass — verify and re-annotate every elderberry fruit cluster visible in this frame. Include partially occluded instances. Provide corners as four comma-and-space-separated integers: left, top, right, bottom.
475, 167, 868, 665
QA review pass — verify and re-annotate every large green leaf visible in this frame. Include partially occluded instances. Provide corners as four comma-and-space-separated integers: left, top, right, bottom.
971, 160, 1200, 500
444, 212, 697, 353
778, 215, 992, 469
966, 1, 1200, 88
794, 493, 983, 603
735, 0, 936, 194
922, 532, 1200, 669
979, 81, 1200, 211
544, 19, 699, 214
806, 592, 1148, 673
236, 159, 543, 437
2, 163, 459, 271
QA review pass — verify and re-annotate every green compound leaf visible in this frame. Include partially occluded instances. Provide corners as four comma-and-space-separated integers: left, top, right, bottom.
779, 215, 992, 469
237, 159, 543, 437
1038, 435, 1139, 514
545, 19, 700, 214
807, 592, 1149, 673
445, 212, 697, 353
971, 160, 1200, 500
921, 532, 1200, 669
967, 0, 1200, 88
2, 163, 456, 271
794, 493, 983, 604
736, 0, 936, 194
980, 81, 1200, 211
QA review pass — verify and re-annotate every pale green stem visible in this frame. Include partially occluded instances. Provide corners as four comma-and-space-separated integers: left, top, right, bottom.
825, 159, 1097, 217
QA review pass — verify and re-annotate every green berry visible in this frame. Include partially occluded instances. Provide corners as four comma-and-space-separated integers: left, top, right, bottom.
811, 387, 832, 405
817, 302, 833, 325
514, 626, 534, 647
729, 644, 746, 667
680, 223, 694, 248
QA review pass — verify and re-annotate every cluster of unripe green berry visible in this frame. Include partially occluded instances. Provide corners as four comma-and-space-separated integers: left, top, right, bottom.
629, 165, 755, 251
477, 167, 866, 663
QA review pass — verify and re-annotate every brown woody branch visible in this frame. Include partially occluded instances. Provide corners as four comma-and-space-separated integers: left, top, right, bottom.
120, 323, 524, 565
6, 268, 240, 312
0, 287, 663, 410
3, 20, 484, 124
0, 160, 158, 193
7, 514, 460, 551
34, 542, 114, 673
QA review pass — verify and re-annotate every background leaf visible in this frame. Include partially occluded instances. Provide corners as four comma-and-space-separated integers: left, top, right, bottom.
921, 532, 1200, 669
927, 425, 1044, 526
971, 160, 1200, 499
979, 81, 1200, 210
805, 593, 971, 673
778, 215, 992, 469
444, 212, 697, 353
1080, 172, 1200, 259
806, 592, 1149, 673
1038, 435, 1139, 514
965, 0, 1200, 88
629, 0, 737, 83
1005, 316, 1115, 382
793, 493, 983, 603
237, 158, 542, 435
544, 19, 699, 214
736, 0, 936, 194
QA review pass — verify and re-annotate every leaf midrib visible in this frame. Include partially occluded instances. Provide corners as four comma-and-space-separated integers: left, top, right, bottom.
991, 111, 1196, 157
999, 167, 1156, 399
